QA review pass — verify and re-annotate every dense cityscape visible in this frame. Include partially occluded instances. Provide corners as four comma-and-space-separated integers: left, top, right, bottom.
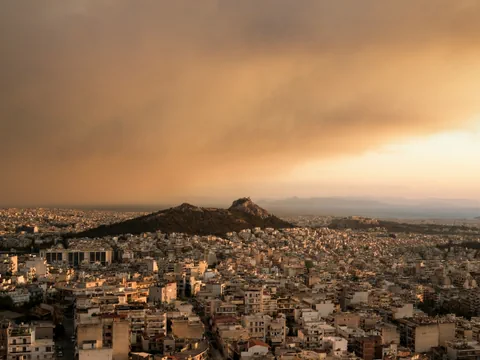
3, 2, 480, 360
1, 200, 480, 360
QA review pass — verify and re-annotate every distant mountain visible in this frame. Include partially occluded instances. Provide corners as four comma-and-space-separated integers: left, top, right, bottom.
73, 197, 294, 237
258, 197, 480, 219
329, 217, 480, 235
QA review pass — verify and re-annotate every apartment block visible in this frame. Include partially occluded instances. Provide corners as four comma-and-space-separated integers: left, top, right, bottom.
40, 246, 113, 267
0, 255, 18, 276
7, 323, 54, 360
148, 283, 177, 304
76, 315, 130, 360
242, 314, 287, 346
398, 317, 455, 353
353, 336, 382, 360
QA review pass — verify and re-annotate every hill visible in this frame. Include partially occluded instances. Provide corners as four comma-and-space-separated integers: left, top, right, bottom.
73, 197, 294, 237
258, 196, 480, 219
328, 217, 480, 235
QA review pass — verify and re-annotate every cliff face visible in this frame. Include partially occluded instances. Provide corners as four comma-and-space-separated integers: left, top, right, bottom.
73, 198, 294, 237
229, 197, 271, 219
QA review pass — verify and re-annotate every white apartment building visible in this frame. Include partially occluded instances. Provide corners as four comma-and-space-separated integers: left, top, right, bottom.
7, 324, 54, 360
3, 289, 31, 306
298, 324, 336, 349
144, 310, 167, 337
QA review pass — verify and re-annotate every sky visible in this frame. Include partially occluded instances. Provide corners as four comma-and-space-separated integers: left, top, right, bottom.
1, 1, 480, 206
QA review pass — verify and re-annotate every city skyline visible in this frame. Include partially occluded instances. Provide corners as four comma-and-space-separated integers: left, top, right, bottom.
2, 1, 480, 206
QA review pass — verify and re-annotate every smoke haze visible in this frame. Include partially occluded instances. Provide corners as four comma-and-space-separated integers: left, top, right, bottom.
1, 1, 480, 205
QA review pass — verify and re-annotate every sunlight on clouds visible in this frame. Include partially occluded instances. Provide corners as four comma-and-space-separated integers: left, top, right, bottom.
291, 121, 480, 198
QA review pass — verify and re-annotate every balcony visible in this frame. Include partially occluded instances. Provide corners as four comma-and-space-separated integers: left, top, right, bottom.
9, 349, 32, 354
270, 337, 284, 344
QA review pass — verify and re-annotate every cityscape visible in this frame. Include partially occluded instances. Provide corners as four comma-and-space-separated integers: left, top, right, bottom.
1, 199, 480, 360
2, 1, 480, 360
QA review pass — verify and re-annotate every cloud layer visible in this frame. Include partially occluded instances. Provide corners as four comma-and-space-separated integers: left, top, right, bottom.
1, 0, 480, 205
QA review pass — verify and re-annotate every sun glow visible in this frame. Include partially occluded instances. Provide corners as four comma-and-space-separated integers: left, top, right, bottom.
288, 121, 480, 199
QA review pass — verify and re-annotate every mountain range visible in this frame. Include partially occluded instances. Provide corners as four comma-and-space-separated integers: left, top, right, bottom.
74, 197, 294, 237
258, 197, 480, 219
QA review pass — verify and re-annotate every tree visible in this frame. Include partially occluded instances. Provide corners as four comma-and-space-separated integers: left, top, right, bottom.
305, 260, 314, 270
54, 324, 65, 339
0, 295, 14, 310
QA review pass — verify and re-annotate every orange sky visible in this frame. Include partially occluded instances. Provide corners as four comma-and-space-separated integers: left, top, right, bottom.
1, 1, 480, 206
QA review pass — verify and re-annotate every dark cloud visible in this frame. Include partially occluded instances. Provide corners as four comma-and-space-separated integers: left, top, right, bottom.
1, 0, 480, 205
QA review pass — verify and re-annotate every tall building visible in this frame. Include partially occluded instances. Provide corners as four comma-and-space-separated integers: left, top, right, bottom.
76, 315, 130, 360
398, 317, 455, 353
244, 287, 266, 315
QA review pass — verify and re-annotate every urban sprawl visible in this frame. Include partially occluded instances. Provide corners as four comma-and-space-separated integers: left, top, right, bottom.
1, 208, 480, 360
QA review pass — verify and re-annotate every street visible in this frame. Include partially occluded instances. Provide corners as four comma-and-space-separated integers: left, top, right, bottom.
55, 311, 75, 360
210, 346, 224, 360
190, 299, 226, 359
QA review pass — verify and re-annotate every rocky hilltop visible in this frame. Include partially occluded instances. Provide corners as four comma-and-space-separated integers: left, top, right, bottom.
229, 197, 271, 218
73, 198, 294, 237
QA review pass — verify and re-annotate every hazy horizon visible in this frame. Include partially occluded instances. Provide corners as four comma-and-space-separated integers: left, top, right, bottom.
3, 194, 480, 207
2, 1, 480, 206
3, 195, 479, 221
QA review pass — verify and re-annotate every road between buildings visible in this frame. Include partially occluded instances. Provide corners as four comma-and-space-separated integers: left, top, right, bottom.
55, 311, 74, 360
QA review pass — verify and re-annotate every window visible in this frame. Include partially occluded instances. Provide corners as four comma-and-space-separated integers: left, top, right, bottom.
23, 339, 27, 344
13, 339, 16, 345
46, 347, 51, 352
35, 348, 39, 351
